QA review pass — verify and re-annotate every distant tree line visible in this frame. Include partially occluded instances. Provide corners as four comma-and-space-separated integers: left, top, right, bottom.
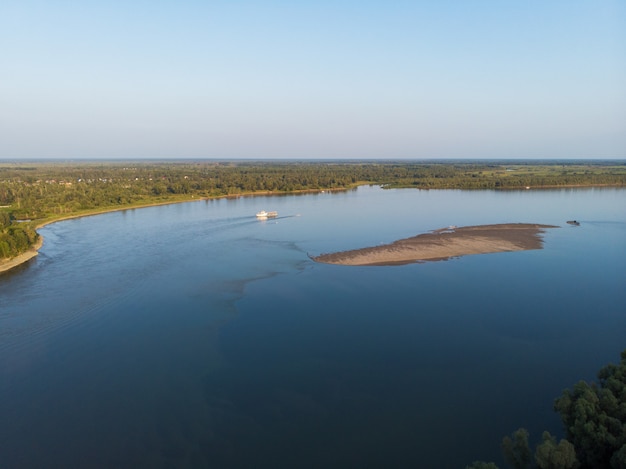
467, 349, 626, 469
1, 160, 625, 259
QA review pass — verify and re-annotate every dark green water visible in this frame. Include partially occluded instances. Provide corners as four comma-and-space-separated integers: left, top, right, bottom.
1, 187, 624, 468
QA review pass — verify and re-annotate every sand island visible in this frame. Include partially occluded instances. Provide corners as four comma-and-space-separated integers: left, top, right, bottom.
312, 223, 558, 266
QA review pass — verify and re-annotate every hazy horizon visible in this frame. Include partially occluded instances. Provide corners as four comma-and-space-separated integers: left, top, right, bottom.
1, 1, 624, 160
1, 157, 625, 163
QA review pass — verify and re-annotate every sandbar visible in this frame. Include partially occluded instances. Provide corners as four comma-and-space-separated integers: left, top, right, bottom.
312, 223, 558, 266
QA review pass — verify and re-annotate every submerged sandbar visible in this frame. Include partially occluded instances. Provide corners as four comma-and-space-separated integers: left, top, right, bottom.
313, 223, 558, 266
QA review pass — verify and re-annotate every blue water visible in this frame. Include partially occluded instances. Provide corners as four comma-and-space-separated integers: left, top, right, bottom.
1, 186, 624, 468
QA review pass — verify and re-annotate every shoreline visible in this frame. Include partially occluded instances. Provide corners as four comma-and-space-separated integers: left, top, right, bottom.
0, 179, 603, 274
0, 186, 353, 275
1, 198, 210, 274
0, 237, 44, 275
312, 223, 559, 266
386, 183, 625, 191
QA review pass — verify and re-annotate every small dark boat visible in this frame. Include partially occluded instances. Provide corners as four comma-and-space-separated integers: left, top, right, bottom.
566, 220, 580, 226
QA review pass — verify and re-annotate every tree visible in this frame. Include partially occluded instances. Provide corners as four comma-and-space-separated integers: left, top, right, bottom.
502, 428, 533, 469
554, 350, 626, 468
535, 432, 579, 469
0, 211, 10, 229
611, 445, 626, 469
466, 461, 500, 469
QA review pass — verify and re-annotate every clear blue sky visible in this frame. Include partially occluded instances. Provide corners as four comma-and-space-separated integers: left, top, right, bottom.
1, 0, 624, 159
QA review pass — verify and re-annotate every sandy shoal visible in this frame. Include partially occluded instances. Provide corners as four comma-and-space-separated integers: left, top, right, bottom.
312, 223, 559, 266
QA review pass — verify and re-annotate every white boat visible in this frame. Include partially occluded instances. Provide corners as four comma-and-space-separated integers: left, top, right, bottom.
256, 210, 278, 218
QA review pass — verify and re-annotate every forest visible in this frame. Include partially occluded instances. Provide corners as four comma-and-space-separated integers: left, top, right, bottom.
1, 160, 625, 260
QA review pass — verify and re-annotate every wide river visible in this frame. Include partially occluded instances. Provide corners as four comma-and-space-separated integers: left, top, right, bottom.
1, 186, 625, 468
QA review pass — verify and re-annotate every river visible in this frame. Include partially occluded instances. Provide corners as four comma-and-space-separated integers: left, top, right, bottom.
1, 186, 624, 468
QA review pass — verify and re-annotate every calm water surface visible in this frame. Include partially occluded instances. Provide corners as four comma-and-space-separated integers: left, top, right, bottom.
1, 187, 625, 468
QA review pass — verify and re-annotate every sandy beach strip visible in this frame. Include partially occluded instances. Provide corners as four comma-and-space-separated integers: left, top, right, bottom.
312, 223, 559, 266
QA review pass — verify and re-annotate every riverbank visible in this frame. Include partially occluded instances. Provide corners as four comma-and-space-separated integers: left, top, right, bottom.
0, 186, 355, 275
313, 223, 559, 266
0, 237, 44, 275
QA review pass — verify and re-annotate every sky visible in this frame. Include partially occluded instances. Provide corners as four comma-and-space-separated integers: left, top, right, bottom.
1, 0, 624, 160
